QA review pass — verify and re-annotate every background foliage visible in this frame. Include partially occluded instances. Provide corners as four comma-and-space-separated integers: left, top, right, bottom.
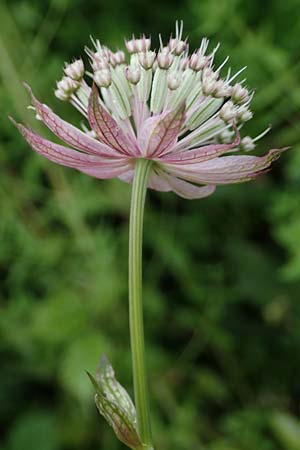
1, 0, 300, 449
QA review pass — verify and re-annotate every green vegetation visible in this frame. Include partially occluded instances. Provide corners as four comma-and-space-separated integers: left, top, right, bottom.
1, 0, 300, 449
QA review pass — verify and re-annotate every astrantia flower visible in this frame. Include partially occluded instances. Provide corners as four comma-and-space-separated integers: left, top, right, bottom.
11, 22, 286, 199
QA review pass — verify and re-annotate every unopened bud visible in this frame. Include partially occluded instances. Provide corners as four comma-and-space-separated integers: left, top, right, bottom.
54, 89, 69, 101
231, 83, 249, 104
167, 72, 182, 90
110, 50, 126, 66
202, 77, 217, 96
64, 59, 84, 81
125, 65, 141, 84
219, 101, 237, 122
214, 80, 231, 98
157, 49, 174, 69
92, 56, 110, 72
99, 46, 112, 60
237, 106, 253, 122
88, 355, 143, 450
202, 67, 218, 81
138, 51, 156, 70
189, 51, 208, 71
168, 38, 187, 55
94, 69, 112, 88
240, 136, 255, 151
125, 36, 151, 54
56, 77, 80, 97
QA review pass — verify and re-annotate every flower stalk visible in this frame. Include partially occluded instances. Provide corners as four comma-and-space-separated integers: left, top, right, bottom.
129, 158, 153, 450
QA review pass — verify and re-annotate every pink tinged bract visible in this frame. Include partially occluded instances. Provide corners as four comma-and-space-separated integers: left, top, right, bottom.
88, 84, 139, 157
160, 148, 287, 185
137, 105, 186, 157
157, 170, 216, 199
159, 130, 241, 163
23, 83, 122, 159
11, 119, 133, 179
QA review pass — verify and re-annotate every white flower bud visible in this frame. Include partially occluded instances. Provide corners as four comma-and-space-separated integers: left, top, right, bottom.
99, 46, 112, 60
138, 51, 156, 70
202, 77, 217, 96
92, 56, 110, 72
94, 69, 112, 88
189, 51, 208, 71
168, 38, 187, 55
110, 50, 126, 66
202, 67, 218, 81
237, 106, 253, 122
214, 80, 231, 98
231, 83, 249, 104
64, 59, 84, 81
125, 36, 151, 54
125, 65, 141, 84
56, 76, 80, 95
54, 89, 69, 101
219, 101, 237, 122
157, 49, 174, 69
167, 72, 182, 90
240, 136, 255, 151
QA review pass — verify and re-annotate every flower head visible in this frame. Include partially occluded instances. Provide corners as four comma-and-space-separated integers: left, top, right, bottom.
11, 22, 287, 199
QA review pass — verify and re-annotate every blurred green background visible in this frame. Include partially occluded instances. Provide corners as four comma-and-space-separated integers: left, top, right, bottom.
1, 0, 300, 449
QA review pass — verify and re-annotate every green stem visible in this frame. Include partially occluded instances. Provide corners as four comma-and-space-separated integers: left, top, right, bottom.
129, 158, 153, 450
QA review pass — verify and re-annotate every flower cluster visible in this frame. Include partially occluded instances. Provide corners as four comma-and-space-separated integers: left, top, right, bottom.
11, 22, 286, 199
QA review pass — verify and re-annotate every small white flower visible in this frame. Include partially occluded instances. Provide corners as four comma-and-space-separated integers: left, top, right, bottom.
231, 83, 249, 104
64, 59, 84, 81
237, 106, 253, 122
214, 80, 231, 98
168, 38, 187, 55
189, 51, 208, 71
157, 49, 174, 69
219, 101, 237, 122
138, 51, 156, 70
202, 77, 217, 96
202, 67, 218, 80
167, 72, 182, 90
55, 76, 80, 100
125, 65, 141, 84
94, 69, 112, 88
125, 36, 151, 54
110, 50, 126, 66
240, 136, 255, 151
54, 89, 69, 101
